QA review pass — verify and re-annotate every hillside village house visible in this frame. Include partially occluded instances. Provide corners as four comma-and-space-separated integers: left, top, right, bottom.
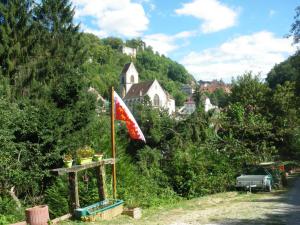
178, 96, 217, 116
181, 84, 195, 96
122, 46, 137, 58
120, 62, 175, 115
178, 97, 196, 115
199, 80, 231, 93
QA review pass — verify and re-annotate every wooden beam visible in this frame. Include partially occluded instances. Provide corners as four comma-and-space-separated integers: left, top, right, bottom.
51, 214, 72, 224
68, 172, 79, 213
95, 164, 106, 201
51, 158, 115, 175
111, 87, 117, 199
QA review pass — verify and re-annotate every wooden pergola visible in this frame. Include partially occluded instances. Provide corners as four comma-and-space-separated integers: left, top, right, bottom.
51, 87, 119, 215
51, 158, 115, 214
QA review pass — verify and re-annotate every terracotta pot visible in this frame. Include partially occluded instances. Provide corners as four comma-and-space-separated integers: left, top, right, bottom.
25, 205, 49, 225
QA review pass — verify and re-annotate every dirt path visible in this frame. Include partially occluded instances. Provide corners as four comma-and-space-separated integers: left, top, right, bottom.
281, 173, 300, 225
63, 173, 300, 225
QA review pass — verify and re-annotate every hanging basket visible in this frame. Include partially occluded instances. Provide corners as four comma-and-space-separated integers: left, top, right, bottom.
25, 205, 49, 225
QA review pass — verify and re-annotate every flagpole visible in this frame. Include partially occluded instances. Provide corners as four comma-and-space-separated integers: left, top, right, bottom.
111, 86, 117, 199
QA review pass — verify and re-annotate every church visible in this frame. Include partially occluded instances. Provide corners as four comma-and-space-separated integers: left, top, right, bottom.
119, 62, 175, 115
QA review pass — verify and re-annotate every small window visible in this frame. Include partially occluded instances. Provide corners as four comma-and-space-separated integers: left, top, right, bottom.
154, 94, 159, 106
130, 75, 134, 83
121, 76, 125, 84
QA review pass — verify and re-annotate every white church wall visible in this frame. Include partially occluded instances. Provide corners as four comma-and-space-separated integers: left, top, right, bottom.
146, 80, 167, 108
124, 63, 139, 94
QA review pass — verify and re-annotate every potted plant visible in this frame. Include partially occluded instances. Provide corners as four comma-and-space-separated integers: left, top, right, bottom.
93, 152, 104, 162
63, 154, 73, 168
76, 146, 95, 165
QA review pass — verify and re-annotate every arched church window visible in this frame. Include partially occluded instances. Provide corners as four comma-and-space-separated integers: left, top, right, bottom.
154, 94, 159, 106
130, 75, 134, 83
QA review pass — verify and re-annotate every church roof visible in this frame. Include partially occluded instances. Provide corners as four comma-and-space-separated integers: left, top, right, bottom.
121, 62, 132, 74
124, 80, 154, 99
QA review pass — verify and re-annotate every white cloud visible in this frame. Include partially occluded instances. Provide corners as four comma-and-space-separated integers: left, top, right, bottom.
269, 9, 276, 17
149, 3, 156, 11
175, 0, 238, 33
180, 31, 297, 82
143, 31, 196, 55
72, 0, 149, 37
80, 24, 108, 37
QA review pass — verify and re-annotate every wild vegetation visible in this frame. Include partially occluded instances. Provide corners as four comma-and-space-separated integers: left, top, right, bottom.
0, 1, 299, 224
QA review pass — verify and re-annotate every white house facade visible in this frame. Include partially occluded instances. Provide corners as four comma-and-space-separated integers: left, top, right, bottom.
122, 46, 137, 58
204, 97, 217, 112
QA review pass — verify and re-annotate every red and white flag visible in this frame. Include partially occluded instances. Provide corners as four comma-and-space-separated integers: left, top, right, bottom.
114, 91, 146, 142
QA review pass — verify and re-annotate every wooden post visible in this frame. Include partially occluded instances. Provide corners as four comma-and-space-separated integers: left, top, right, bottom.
95, 165, 106, 201
68, 172, 79, 213
111, 87, 117, 199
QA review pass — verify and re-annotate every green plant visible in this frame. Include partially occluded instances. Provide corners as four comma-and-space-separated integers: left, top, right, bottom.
76, 146, 95, 158
45, 178, 69, 218
63, 154, 72, 161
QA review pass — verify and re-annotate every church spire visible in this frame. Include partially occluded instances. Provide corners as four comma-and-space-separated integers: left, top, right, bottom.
119, 62, 139, 98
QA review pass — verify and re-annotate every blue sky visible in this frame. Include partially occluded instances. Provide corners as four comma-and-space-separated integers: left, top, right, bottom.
72, 0, 299, 82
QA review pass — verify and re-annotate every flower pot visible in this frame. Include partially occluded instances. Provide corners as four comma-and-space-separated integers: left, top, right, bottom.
77, 157, 93, 165
25, 205, 49, 225
64, 160, 73, 168
93, 154, 103, 161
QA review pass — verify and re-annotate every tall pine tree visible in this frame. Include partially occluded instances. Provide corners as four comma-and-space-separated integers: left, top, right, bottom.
0, 0, 36, 95
35, 0, 85, 80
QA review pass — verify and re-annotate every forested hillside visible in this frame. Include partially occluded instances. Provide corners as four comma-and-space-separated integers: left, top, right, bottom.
81, 33, 195, 106
0, 1, 299, 224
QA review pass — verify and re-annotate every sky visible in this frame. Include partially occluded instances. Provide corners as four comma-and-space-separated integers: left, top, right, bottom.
72, 0, 300, 82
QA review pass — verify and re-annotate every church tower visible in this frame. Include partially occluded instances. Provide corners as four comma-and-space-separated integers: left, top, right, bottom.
120, 62, 139, 98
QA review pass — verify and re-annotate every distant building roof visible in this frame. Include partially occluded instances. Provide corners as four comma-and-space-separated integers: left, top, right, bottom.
124, 80, 154, 99
199, 80, 231, 93
121, 62, 132, 74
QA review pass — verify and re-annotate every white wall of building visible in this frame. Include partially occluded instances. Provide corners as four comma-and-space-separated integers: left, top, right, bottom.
122, 46, 137, 58
167, 98, 176, 115
204, 97, 217, 112
146, 80, 175, 114
120, 63, 139, 97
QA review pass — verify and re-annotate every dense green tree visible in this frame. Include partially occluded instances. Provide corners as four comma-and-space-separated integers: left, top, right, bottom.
125, 38, 145, 50
289, 6, 300, 101
167, 61, 189, 83
102, 37, 123, 50
268, 82, 299, 159
266, 54, 300, 89
206, 88, 229, 108
290, 6, 300, 44
0, 0, 36, 91
34, 0, 85, 82
230, 73, 271, 112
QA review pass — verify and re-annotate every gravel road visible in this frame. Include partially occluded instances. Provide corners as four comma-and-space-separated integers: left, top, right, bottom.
281, 172, 300, 225
63, 172, 300, 225
217, 172, 300, 225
